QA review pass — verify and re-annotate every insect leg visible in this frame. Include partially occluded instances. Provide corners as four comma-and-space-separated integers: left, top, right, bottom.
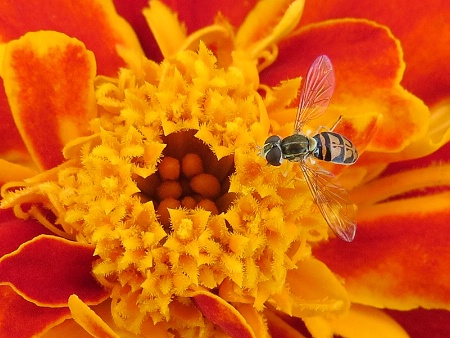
313, 115, 343, 134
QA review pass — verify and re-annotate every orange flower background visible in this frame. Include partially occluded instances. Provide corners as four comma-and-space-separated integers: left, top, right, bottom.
0, 0, 449, 337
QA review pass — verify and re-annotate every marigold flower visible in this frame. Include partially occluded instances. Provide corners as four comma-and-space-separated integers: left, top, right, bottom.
0, 0, 450, 337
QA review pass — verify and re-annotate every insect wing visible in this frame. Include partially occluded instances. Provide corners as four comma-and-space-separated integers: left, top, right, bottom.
300, 161, 356, 242
294, 55, 335, 133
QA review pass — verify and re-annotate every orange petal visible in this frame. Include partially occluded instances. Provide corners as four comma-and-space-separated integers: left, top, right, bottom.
261, 19, 429, 157
0, 0, 142, 76
0, 284, 70, 338
314, 191, 450, 310
0, 235, 109, 306
301, 0, 450, 106
2, 31, 97, 170
193, 290, 256, 338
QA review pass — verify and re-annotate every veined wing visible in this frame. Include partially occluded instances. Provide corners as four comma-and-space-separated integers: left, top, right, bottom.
294, 55, 335, 133
300, 160, 356, 242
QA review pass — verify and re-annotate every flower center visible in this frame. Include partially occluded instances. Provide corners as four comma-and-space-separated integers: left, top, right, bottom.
135, 130, 236, 231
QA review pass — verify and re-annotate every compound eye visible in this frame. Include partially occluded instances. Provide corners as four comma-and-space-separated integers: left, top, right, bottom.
265, 146, 282, 166
264, 135, 281, 144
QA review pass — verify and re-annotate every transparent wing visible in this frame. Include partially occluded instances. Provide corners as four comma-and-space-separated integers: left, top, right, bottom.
300, 160, 356, 242
294, 55, 335, 133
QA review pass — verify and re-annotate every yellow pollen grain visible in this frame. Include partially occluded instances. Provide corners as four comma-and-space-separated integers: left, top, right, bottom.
176, 219, 194, 240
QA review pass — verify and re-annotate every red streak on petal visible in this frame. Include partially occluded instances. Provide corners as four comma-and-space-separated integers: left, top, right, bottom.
0, 235, 109, 306
3, 32, 96, 170
0, 284, 70, 338
193, 291, 255, 338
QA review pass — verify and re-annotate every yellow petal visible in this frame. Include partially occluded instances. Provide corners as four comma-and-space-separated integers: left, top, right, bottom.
304, 304, 408, 338
236, 0, 305, 59
143, 0, 187, 58
68, 295, 119, 338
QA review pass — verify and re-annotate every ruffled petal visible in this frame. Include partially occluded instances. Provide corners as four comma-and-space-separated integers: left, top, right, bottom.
0, 235, 109, 306
2, 31, 97, 170
193, 290, 256, 338
301, 0, 450, 106
0, 284, 71, 338
0, 0, 142, 76
261, 19, 429, 159
314, 191, 450, 310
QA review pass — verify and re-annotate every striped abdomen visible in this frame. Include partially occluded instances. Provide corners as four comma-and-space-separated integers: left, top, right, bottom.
313, 132, 358, 164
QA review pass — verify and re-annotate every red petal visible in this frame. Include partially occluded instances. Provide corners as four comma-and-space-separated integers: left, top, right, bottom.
193, 290, 255, 338
2, 31, 97, 170
0, 235, 109, 306
314, 192, 450, 310
0, 284, 70, 338
162, 0, 257, 34
0, 210, 52, 257
261, 19, 428, 155
0, 81, 30, 166
0, 0, 141, 77
265, 309, 309, 338
301, 0, 450, 106
386, 308, 450, 338
113, 0, 162, 62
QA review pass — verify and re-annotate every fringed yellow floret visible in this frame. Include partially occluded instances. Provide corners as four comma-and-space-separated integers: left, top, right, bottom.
1, 41, 329, 335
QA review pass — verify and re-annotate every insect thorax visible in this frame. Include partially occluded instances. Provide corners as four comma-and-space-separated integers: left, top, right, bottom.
280, 134, 317, 162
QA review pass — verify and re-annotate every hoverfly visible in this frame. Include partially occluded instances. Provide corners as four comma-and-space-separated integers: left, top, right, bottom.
261, 55, 358, 242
